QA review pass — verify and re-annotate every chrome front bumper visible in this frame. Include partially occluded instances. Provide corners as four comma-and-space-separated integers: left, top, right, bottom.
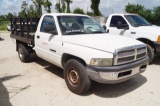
86, 56, 149, 84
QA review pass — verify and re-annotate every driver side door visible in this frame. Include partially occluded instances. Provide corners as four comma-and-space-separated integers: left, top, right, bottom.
35, 15, 61, 66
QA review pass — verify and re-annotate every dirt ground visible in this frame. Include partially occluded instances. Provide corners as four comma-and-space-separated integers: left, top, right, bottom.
0, 31, 160, 106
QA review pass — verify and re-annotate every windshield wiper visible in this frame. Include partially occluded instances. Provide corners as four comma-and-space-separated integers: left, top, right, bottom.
64, 31, 87, 35
91, 31, 104, 33
132, 23, 140, 27
133, 23, 152, 27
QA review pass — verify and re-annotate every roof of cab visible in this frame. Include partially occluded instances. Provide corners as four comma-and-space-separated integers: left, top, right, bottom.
110, 13, 138, 16
42, 13, 89, 17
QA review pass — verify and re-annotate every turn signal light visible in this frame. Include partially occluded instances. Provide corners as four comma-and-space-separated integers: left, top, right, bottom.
158, 35, 160, 42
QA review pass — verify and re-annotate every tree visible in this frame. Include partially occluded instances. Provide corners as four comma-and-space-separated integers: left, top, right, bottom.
31, 0, 44, 17
43, 0, 52, 13
27, 5, 38, 18
125, 3, 145, 15
55, 0, 66, 13
73, 8, 84, 14
19, 1, 28, 18
86, 12, 94, 16
125, 3, 154, 24
55, 3, 62, 13
65, 0, 72, 13
61, 0, 66, 12
90, 0, 102, 16
153, 6, 160, 25
0, 15, 6, 21
21, 1, 28, 11
5, 13, 14, 20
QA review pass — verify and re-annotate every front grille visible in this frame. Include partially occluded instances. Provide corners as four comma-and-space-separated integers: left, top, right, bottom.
114, 44, 147, 65
118, 49, 135, 57
117, 56, 135, 63
136, 45, 147, 60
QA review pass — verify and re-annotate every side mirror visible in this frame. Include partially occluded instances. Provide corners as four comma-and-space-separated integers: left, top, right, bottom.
117, 21, 123, 29
103, 25, 107, 30
44, 25, 58, 35
117, 21, 129, 30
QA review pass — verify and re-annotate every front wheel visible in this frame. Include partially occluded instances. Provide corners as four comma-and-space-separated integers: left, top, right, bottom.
18, 44, 30, 62
147, 44, 154, 63
64, 59, 91, 94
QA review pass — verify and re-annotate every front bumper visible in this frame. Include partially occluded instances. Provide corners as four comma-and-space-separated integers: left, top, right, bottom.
86, 56, 149, 84
153, 41, 160, 53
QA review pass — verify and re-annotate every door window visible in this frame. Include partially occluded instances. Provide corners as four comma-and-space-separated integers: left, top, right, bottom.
40, 16, 57, 32
110, 16, 127, 27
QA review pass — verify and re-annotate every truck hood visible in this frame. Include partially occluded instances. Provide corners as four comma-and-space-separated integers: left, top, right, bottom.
62, 33, 144, 53
135, 25, 160, 40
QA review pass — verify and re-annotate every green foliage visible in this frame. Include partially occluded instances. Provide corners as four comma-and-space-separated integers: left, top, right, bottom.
21, 1, 28, 10
73, 8, 84, 14
153, 6, 160, 25
0, 21, 9, 30
31, 0, 43, 17
55, 3, 62, 13
90, 0, 102, 16
18, 0, 52, 18
55, 0, 66, 13
5, 13, 14, 20
61, 0, 66, 13
27, 5, 38, 18
0, 15, 6, 21
19, 1, 28, 18
0, 13, 14, 21
125, 3, 145, 14
43, 0, 52, 13
65, 0, 72, 13
86, 12, 94, 16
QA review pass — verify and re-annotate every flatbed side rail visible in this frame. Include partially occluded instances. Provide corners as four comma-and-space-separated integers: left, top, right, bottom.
10, 18, 40, 45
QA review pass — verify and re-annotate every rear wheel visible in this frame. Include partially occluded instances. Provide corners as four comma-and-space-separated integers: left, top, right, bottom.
18, 44, 30, 62
147, 44, 154, 63
64, 59, 91, 94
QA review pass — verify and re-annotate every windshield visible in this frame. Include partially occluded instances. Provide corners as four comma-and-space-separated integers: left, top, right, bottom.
125, 15, 151, 27
57, 16, 106, 35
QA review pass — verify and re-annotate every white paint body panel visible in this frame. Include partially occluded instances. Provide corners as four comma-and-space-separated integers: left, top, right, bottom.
106, 14, 160, 42
33, 13, 144, 68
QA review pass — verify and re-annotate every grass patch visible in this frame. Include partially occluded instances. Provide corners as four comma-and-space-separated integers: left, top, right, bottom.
0, 21, 10, 31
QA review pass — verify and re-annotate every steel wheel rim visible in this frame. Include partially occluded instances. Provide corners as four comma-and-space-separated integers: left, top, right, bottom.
68, 68, 79, 86
19, 48, 23, 59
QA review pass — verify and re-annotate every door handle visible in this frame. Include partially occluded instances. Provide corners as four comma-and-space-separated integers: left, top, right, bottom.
37, 35, 40, 39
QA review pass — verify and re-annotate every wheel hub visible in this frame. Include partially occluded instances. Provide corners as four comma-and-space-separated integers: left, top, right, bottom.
68, 68, 79, 86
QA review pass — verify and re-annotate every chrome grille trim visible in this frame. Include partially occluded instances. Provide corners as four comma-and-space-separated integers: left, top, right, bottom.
114, 44, 147, 65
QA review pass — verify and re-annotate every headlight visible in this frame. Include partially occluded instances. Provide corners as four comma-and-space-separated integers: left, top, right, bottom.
90, 58, 113, 67
158, 35, 160, 42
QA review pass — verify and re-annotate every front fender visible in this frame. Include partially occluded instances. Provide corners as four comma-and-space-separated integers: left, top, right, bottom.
61, 42, 113, 65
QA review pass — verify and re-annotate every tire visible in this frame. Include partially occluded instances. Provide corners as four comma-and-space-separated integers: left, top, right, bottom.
64, 59, 91, 94
147, 44, 154, 63
18, 44, 30, 62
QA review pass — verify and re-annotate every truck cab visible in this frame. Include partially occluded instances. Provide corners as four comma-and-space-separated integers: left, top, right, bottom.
105, 13, 160, 63
11, 13, 149, 94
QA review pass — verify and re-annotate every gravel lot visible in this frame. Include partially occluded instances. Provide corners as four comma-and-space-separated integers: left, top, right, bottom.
0, 32, 160, 106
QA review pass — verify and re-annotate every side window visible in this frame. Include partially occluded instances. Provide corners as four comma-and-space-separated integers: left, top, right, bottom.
110, 16, 127, 27
40, 16, 56, 32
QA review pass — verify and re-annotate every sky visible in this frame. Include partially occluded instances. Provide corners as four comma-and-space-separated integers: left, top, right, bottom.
0, 0, 160, 16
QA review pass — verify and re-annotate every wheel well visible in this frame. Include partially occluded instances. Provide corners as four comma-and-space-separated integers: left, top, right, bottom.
62, 54, 86, 68
137, 38, 155, 49
16, 40, 25, 51
16, 40, 34, 53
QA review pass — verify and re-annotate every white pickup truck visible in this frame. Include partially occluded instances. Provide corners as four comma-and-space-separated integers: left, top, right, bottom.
100, 13, 160, 63
10, 13, 148, 94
